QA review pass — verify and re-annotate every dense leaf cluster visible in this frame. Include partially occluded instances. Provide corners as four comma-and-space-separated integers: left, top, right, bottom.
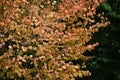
0, 0, 108, 79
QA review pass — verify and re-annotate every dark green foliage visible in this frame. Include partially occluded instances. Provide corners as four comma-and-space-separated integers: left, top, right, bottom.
82, 0, 120, 80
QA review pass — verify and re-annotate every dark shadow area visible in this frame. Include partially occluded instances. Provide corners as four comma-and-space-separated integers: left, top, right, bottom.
80, 0, 120, 80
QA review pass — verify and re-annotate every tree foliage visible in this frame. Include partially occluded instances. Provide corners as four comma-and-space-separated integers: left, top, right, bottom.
0, 0, 108, 79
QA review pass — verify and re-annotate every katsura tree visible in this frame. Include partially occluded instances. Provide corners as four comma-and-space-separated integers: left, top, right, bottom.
0, 0, 108, 79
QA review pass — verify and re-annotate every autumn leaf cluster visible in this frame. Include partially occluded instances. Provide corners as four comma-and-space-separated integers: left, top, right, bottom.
0, 0, 109, 79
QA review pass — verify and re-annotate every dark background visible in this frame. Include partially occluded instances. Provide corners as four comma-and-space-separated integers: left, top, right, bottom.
82, 0, 120, 80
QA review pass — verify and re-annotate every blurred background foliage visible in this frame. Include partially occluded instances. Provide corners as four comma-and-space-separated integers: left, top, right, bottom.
82, 0, 120, 80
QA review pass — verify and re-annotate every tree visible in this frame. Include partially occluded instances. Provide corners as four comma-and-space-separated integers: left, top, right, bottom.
0, 0, 108, 79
